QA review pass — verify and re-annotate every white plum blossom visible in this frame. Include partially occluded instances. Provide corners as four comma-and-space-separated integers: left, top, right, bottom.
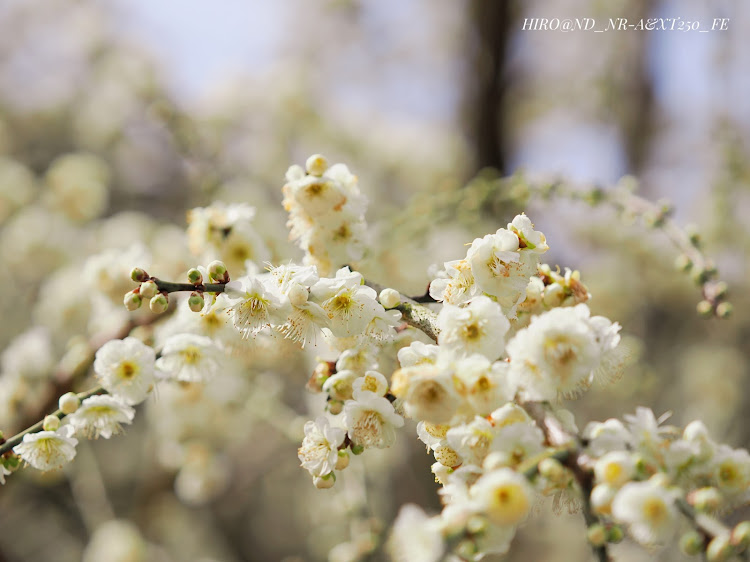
351, 370, 389, 397
342, 392, 404, 449
507, 304, 619, 401
446, 416, 496, 466
14, 424, 78, 470
508, 213, 549, 252
429, 259, 478, 306
390, 363, 462, 424
437, 296, 510, 362
466, 228, 541, 317
93, 337, 156, 405
310, 267, 381, 338
216, 274, 291, 338
298, 416, 346, 478
66, 394, 135, 439
282, 157, 368, 276
469, 468, 535, 526
611, 478, 680, 545
186, 202, 270, 274
453, 354, 513, 416
594, 451, 636, 488
156, 333, 225, 382
387, 504, 444, 562
397, 341, 440, 367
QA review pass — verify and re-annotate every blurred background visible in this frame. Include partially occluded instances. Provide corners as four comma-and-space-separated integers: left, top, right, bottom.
0, 0, 748, 560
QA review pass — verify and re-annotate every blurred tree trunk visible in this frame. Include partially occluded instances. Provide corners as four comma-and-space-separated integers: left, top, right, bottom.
465, 0, 514, 175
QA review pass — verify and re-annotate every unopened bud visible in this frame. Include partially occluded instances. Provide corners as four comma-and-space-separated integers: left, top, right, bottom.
313, 472, 335, 489
689, 487, 723, 512
58, 392, 80, 414
327, 399, 344, 415
675, 254, 693, 272
587, 524, 607, 547
208, 260, 228, 283
680, 530, 704, 556
378, 288, 401, 309
188, 292, 205, 312
130, 267, 149, 282
607, 525, 624, 544
350, 444, 364, 455
123, 290, 142, 311
716, 302, 732, 318
731, 521, 750, 550
187, 268, 203, 285
335, 450, 350, 470
706, 534, 732, 562
139, 280, 158, 299
696, 300, 713, 317
305, 154, 329, 177
4, 454, 20, 471
538, 457, 565, 483
43, 415, 60, 431
149, 293, 169, 314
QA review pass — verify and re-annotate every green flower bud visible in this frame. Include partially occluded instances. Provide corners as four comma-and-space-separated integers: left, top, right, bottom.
730, 521, 750, 550
207, 260, 227, 282
123, 290, 142, 311
139, 280, 158, 299
696, 300, 713, 317
335, 450, 350, 470
716, 302, 732, 318
149, 293, 169, 314
587, 524, 607, 547
706, 534, 732, 562
680, 531, 704, 556
130, 267, 149, 282
188, 292, 205, 313
187, 268, 203, 285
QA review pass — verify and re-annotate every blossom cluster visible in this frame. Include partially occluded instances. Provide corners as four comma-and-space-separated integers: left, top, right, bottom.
282, 154, 368, 276
1, 154, 747, 562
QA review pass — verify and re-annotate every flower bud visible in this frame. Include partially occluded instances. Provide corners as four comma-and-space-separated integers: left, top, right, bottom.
607, 525, 624, 544
139, 280, 158, 299
327, 399, 344, 415
335, 450, 350, 470
313, 472, 335, 489
674, 254, 693, 272
378, 288, 401, 309
305, 154, 328, 177
43, 414, 60, 431
590, 484, 616, 515
149, 293, 169, 314
689, 487, 723, 512
208, 260, 227, 283
696, 300, 713, 317
123, 290, 142, 311
706, 534, 732, 562
4, 454, 20, 471
587, 524, 607, 547
680, 531, 704, 556
351, 444, 364, 455
716, 302, 732, 318
188, 292, 205, 313
187, 268, 203, 285
130, 267, 149, 282
58, 392, 80, 414
731, 521, 750, 550
538, 457, 565, 483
